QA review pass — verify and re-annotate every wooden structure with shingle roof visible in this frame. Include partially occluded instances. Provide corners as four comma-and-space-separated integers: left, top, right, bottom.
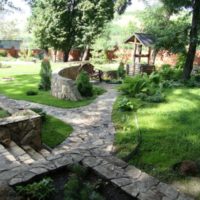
125, 33, 156, 75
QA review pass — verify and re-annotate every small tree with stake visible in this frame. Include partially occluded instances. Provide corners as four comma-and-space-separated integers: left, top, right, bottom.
39, 59, 52, 91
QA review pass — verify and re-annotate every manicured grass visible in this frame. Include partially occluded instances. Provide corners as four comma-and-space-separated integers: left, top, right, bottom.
113, 87, 200, 182
0, 61, 79, 76
42, 115, 73, 148
0, 108, 9, 118
0, 74, 101, 108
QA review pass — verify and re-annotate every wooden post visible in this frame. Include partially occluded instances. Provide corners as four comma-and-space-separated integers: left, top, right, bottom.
148, 47, 151, 65
138, 45, 142, 63
133, 44, 137, 74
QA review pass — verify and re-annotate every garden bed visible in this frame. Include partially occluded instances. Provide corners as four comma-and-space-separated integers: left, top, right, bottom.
14, 165, 135, 200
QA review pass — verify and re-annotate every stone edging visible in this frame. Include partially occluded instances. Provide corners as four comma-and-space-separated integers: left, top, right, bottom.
2, 149, 193, 200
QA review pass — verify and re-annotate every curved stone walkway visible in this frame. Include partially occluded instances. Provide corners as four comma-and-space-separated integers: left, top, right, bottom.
0, 84, 194, 200
0, 83, 117, 156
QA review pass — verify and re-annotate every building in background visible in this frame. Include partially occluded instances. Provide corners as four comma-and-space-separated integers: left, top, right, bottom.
0, 39, 22, 57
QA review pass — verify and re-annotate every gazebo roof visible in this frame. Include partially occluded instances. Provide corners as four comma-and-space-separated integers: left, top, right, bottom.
125, 33, 155, 47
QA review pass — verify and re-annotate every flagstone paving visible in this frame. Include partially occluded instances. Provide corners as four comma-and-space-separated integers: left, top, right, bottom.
0, 83, 194, 200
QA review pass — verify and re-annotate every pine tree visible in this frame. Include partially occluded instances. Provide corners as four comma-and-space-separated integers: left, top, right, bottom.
39, 59, 52, 91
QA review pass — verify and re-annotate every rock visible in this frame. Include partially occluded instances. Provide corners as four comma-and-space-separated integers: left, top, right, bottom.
179, 160, 198, 176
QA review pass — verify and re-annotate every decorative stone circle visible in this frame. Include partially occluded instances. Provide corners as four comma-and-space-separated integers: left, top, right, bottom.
51, 66, 82, 101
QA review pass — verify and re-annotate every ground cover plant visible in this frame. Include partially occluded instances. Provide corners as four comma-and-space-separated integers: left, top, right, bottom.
41, 115, 73, 148
113, 65, 200, 198
0, 108, 9, 118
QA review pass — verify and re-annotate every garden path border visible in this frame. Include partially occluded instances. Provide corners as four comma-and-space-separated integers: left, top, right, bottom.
0, 83, 193, 200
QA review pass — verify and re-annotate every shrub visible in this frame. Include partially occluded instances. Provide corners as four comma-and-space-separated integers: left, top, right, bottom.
76, 71, 93, 97
26, 90, 38, 96
149, 72, 160, 84
117, 62, 126, 79
146, 91, 165, 103
16, 178, 55, 200
159, 64, 183, 81
0, 50, 7, 57
175, 53, 186, 69
185, 77, 200, 88
159, 64, 174, 80
93, 86, 106, 96
64, 164, 104, 200
118, 97, 135, 111
39, 59, 52, 91
119, 75, 147, 97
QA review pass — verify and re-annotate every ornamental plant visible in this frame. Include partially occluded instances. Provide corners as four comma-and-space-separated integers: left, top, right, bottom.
39, 59, 52, 91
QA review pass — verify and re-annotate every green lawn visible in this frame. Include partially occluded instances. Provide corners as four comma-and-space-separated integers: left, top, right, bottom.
0, 74, 101, 108
0, 61, 79, 76
113, 87, 200, 183
42, 115, 73, 148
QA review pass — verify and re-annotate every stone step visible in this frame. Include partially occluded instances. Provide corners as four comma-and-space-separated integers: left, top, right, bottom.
22, 145, 46, 161
39, 148, 51, 158
0, 144, 20, 170
7, 142, 35, 165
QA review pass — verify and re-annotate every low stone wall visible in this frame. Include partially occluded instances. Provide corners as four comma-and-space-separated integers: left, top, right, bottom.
59, 65, 80, 80
51, 67, 82, 101
0, 110, 42, 150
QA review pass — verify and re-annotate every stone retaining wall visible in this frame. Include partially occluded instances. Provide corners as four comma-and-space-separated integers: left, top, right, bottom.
4, 150, 193, 200
51, 67, 82, 101
0, 110, 42, 150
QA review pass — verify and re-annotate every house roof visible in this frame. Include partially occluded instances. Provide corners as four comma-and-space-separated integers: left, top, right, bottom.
125, 33, 155, 47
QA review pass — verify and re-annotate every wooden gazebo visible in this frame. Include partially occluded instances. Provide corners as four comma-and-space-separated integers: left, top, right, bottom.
125, 33, 156, 75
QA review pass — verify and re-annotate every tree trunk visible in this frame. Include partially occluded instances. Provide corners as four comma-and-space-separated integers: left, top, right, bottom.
63, 49, 70, 62
81, 45, 90, 62
183, 0, 200, 80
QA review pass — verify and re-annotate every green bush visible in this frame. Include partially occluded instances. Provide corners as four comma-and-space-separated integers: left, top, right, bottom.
64, 164, 104, 200
118, 97, 135, 111
117, 62, 126, 79
175, 53, 186, 69
76, 71, 93, 97
93, 86, 106, 96
185, 77, 200, 88
149, 72, 160, 84
16, 178, 55, 200
26, 90, 38, 96
159, 64, 183, 81
0, 50, 7, 57
119, 75, 147, 97
39, 59, 52, 91
146, 91, 165, 103
159, 64, 174, 80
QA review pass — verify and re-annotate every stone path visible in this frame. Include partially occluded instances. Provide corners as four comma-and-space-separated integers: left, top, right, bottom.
0, 83, 117, 155
0, 84, 194, 200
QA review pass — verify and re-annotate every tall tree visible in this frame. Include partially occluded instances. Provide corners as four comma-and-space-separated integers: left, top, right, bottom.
30, 0, 81, 61
30, 0, 115, 62
139, 6, 190, 54
76, 0, 114, 61
161, 0, 200, 80
29, 0, 131, 62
